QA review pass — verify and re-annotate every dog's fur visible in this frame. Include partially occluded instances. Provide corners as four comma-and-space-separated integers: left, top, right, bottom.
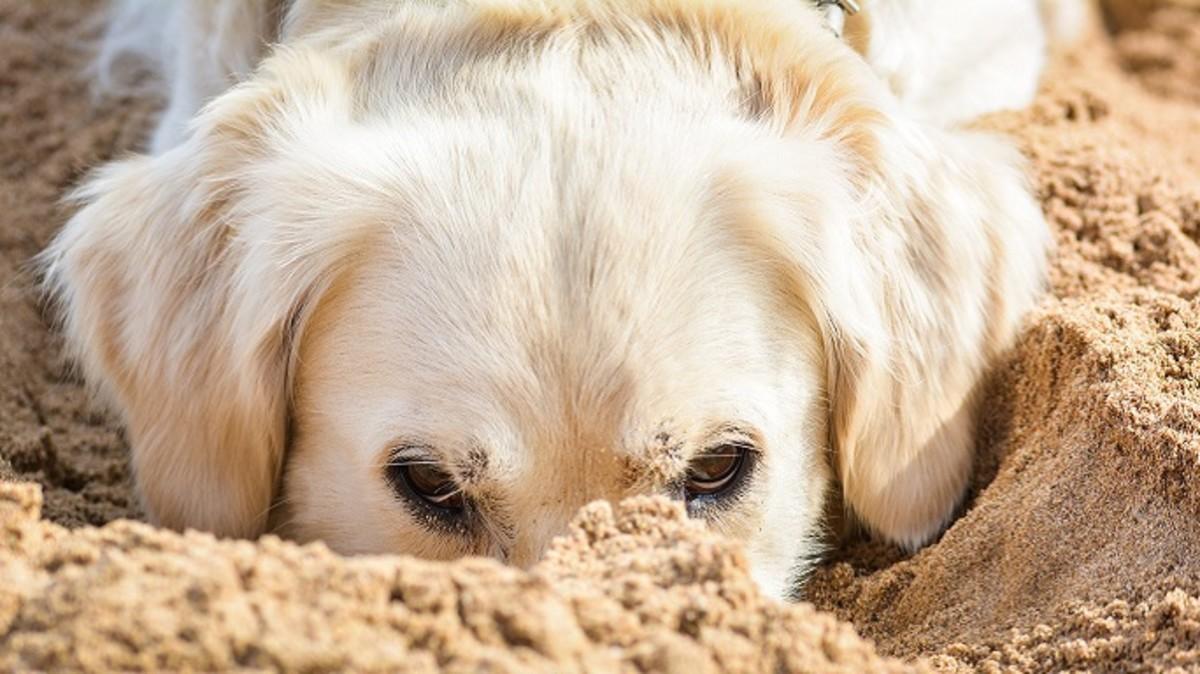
43, 0, 1073, 598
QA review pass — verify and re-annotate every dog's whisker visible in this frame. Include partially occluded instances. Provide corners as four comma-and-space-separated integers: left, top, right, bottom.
252, 492, 297, 526
377, 460, 442, 468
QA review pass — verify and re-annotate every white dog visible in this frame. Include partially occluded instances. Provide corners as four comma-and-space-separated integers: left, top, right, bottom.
43, 0, 1076, 599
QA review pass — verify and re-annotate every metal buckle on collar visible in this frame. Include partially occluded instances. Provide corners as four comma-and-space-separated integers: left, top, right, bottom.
816, 0, 860, 38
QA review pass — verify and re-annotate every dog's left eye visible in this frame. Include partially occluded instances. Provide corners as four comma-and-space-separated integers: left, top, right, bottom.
385, 458, 466, 514
685, 444, 752, 498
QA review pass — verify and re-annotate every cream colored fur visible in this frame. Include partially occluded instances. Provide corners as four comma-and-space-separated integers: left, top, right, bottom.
43, 0, 1072, 599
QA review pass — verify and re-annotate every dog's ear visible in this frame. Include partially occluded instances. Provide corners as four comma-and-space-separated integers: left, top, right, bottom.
737, 116, 1048, 548
41, 57, 356, 537
43, 151, 283, 537
817, 125, 1049, 548
711, 10, 1049, 547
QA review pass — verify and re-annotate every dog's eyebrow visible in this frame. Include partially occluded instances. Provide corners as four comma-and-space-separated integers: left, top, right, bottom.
384, 440, 433, 460
704, 423, 762, 449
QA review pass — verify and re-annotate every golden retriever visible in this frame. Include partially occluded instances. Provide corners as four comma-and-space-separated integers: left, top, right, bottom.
43, 0, 1077, 598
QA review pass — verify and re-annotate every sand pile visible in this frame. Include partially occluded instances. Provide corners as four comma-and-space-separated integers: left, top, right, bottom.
0, 485, 911, 672
1, 0, 1199, 671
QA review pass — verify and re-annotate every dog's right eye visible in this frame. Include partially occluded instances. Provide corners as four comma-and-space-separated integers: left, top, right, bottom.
686, 444, 750, 496
385, 459, 465, 513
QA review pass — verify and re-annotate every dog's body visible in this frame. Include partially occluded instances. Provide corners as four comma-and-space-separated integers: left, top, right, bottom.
44, 0, 1073, 598
104, 1, 1073, 153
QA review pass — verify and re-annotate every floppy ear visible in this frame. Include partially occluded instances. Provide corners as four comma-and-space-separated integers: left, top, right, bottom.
713, 4, 1048, 547
41, 55, 356, 537
731, 113, 1048, 549
726, 106, 1045, 548
42, 148, 291, 537
814, 124, 1049, 548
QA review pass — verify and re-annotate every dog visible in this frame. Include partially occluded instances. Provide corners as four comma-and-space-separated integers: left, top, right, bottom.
42, 0, 1075, 599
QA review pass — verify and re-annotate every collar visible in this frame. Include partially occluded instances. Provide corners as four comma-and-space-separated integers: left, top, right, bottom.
816, 0, 860, 38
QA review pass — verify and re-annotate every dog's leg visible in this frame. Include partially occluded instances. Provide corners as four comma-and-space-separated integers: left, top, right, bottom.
847, 0, 1082, 125
97, 0, 282, 153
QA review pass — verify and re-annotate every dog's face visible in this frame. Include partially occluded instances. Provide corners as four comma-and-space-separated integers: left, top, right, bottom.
44, 0, 1048, 601
278, 113, 831, 594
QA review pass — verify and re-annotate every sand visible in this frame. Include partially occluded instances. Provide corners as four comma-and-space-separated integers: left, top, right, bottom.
1, 0, 1198, 671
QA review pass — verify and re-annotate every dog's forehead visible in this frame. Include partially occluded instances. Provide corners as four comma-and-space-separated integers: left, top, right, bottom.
286, 80, 803, 478
299, 132, 785, 465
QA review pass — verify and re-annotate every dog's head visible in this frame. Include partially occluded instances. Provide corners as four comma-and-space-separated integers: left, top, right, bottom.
43, 0, 1046, 598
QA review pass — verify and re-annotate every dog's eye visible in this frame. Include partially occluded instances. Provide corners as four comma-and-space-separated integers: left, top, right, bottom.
387, 460, 465, 511
685, 444, 752, 498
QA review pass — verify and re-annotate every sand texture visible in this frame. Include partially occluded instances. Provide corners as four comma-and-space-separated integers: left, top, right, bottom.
2, 1, 1199, 671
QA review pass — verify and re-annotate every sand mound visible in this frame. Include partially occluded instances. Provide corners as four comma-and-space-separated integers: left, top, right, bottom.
2, 1, 1199, 671
0, 484, 909, 672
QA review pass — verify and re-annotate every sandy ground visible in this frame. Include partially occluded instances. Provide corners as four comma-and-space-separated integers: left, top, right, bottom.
2, 1, 1199, 671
